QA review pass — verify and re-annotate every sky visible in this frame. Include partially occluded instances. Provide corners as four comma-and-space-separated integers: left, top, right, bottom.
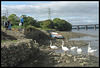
1, 1, 99, 25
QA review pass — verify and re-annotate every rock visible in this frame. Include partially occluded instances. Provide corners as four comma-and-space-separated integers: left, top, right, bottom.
78, 57, 87, 61
61, 53, 66, 56
49, 52, 53, 55
80, 62, 88, 66
66, 60, 70, 63
67, 54, 72, 57
57, 61, 61, 63
73, 56, 77, 61
34, 60, 38, 63
54, 57, 59, 60
1, 28, 99, 67
60, 57, 63, 60
1, 39, 39, 67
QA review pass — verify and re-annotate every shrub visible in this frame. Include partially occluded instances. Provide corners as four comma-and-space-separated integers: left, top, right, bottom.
41, 19, 54, 29
53, 18, 72, 31
26, 25, 37, 31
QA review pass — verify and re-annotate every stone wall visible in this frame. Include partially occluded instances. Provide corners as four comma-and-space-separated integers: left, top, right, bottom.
1, 39, 39, 67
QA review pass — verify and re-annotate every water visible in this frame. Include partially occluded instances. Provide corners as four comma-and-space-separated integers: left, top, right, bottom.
72, 29, 99, 36
55, 29, 99, 57
71, 29, 99, 57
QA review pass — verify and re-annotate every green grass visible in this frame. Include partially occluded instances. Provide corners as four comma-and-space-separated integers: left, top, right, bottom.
2, 24, 55, 31
37, 28, 55, 30
1, 25, 24, 29
11, 25, 25, 28
35, 27, 41, 29
1, 40, 18, 43
1, 40, 5, 43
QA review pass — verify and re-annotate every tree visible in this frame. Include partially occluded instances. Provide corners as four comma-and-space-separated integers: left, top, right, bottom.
20, 15, 42, 28
41, 19, 54, 29
53, 18, 61, 29
1, 15, 7, 24
53, 18, 72, 31
36, 21, 43, 28
20, 15, 37, 27
8, 14, 19, 26
20, 15, 27, 22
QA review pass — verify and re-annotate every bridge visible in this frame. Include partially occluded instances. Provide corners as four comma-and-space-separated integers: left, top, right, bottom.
72, 24, 99, 30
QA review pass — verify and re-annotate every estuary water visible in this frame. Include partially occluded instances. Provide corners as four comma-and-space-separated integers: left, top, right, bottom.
72, 28, 99, 36
70, 29, 99, 57
55, 28, 99, 57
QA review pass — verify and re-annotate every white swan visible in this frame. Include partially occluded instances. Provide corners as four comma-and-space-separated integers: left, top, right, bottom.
88, 44, 97, 55
88, 49, 97, 55
61, 40, 69, 53
76, 47, 82, 54
88, 44, 92, 50
70, 46, 77, 51
50, 41, 58, 49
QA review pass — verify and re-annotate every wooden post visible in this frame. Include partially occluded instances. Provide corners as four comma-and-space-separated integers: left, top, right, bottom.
94, 25, 96, 30
77, 26, 79, 30
85, 25, 88, 30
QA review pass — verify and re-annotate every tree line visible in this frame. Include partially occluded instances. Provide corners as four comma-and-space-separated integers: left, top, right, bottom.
1, 14, 72, 31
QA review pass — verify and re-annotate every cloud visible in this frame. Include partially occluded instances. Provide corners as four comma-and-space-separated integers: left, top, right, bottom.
1, 1, 99, 25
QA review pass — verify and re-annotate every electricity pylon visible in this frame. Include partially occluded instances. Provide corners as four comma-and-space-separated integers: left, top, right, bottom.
48, 8, 51, 19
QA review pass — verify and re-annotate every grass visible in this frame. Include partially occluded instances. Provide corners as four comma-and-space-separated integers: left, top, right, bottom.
37, 28, 55, 30
1, 25, 24, 29
1, 40, 6, 43
1, 24, 55, 31
11, 25, 25, 28
1, 40, 18, 43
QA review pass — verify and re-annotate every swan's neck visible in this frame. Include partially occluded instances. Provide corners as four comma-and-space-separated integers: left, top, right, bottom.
88, 45, 90, 48
62, 40, 64, 46
50, 41, 52, 46
88, 44, 91, 48
88, 46, 91, 50
88, 48, 91, 51
61, 45, 63, 47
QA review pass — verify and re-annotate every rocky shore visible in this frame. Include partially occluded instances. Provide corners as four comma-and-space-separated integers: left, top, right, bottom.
17, 49, 99, 67
1, 28, 99, 67
17, 30, 99, 67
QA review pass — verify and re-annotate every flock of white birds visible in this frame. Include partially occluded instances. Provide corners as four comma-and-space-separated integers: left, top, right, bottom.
50, 40, 97, 56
